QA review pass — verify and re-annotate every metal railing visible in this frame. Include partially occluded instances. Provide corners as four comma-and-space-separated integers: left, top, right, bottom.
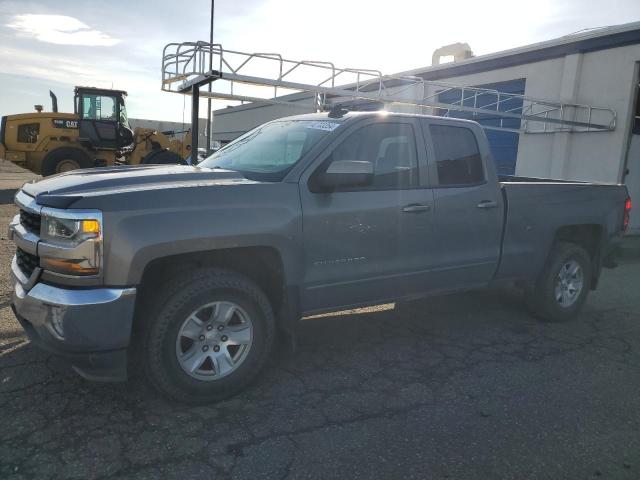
161, 42, 617, 134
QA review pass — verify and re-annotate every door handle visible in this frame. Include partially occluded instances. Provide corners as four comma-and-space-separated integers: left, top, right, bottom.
402, 204, 431, 213
477, 200, 498, 209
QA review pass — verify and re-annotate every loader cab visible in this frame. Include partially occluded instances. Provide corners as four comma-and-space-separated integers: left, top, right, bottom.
75, 87, 134, 150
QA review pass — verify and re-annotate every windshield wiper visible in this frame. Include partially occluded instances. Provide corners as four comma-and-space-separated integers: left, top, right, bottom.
205, 165, 237, 171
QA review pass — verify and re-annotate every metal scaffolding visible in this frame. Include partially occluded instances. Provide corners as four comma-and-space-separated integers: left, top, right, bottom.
161, 41, 618, 155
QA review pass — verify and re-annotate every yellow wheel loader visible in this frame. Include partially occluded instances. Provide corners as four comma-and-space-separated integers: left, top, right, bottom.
0, 87, 192, 176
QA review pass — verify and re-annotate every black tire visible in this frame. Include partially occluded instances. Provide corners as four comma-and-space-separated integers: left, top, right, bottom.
42, 147, 93, 176
141, 149, 186, 165
142, 268, 276, 404
525, 241, 593, 322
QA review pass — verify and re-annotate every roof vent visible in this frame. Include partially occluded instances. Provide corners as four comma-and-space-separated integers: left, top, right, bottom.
432, 42, 474, 66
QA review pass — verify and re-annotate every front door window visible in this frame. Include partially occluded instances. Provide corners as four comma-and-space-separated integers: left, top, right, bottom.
82, 94, 117, 121
321, 122, 419, 189
79, 93, 118, 148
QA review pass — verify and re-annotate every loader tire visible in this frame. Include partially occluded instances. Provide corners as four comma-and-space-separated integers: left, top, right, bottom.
42, 147, 93, 176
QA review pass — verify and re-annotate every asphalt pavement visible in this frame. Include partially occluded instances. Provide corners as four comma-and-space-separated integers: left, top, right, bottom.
1, 203, 639, 479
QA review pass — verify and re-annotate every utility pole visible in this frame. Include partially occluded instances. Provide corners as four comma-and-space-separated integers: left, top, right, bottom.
206, 0, 215, 157
191, 84, 200, 161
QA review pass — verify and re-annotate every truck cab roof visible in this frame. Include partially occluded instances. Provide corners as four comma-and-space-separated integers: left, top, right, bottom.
276, 110, 483, 128
74, 86, 128, 97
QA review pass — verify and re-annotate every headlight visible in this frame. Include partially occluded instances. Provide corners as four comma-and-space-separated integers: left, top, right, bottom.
42, 217, 100, 243
39, 210, 103, 277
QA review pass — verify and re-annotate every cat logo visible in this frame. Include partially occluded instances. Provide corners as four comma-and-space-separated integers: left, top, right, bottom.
52, 119, 79, 129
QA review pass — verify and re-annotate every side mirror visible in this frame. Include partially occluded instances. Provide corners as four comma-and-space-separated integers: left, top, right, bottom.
317, 160, 374, 190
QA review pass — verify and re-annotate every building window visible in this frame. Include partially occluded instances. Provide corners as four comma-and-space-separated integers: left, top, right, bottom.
429, 125, 484, 186
17, 123, 40, 143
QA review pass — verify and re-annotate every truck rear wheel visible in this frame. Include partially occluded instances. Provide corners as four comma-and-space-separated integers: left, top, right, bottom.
142, 269, 275, 404
42, 147, 93, 176
525, 241, 592, 322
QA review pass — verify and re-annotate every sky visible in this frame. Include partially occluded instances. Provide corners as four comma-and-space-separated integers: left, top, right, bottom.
0, 0, 639, 123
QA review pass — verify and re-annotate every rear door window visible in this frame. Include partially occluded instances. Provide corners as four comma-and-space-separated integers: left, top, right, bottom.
428, 124, 484, 186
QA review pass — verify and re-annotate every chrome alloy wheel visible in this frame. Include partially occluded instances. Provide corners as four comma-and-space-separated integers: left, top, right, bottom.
554, 260, 584, 307
175, 301, 253, 381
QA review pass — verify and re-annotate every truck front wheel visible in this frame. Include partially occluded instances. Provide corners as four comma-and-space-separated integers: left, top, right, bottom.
142, 269, 276, 404
525, 241, 593, 322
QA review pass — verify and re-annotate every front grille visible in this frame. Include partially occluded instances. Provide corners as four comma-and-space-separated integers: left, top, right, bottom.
16, 247, 39, 277
20, 209, 41, 235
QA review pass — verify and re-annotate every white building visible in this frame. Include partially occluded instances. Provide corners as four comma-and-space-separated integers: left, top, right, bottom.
211, 22, 640, 231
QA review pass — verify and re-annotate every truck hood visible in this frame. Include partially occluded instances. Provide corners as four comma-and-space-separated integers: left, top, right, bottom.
21, 164, 253, 208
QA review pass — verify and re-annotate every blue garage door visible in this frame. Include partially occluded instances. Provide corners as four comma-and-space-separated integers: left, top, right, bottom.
437, 79, 526, 175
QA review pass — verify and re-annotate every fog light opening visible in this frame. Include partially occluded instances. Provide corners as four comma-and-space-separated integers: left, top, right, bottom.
46, 305, 65, 340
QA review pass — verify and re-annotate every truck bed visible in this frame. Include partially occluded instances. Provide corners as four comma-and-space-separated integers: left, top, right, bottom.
495, 178, 628, 283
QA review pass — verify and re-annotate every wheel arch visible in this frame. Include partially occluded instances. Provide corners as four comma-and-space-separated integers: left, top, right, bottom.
552, 224, 604, 289
134, 246, 289, 332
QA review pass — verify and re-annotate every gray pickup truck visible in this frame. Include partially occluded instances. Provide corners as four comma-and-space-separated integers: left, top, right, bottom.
9, 111, 631, 403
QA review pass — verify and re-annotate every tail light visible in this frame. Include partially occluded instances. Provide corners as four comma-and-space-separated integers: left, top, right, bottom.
623, 197, 632, 231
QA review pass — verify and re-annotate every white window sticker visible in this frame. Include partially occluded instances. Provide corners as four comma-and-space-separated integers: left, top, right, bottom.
303, 121, 340, 132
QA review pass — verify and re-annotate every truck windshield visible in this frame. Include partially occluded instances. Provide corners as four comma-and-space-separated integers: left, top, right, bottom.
199, 120, 339, 181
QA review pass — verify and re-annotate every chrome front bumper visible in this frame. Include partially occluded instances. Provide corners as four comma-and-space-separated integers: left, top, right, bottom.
9, 190, 136, 381
10, 259, 137, 381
